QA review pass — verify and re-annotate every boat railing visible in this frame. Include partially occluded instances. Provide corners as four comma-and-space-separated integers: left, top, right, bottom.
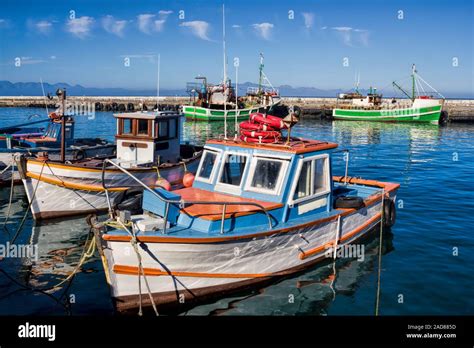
101, 159, 274, 234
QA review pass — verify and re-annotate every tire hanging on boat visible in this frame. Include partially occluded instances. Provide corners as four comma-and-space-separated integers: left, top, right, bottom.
383, 198, 396, 227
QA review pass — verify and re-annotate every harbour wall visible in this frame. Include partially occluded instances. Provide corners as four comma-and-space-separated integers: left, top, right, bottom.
0, 96, 473, 122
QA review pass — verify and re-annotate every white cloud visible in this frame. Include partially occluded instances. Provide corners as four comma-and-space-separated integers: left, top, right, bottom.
102, 15, 128, 37
321, 26, 327, 30
50, 55, 56, 60
154, 19, 166, 32
138, 13, 169, 34
35, 20, 53, 34
252, 22, 273, 40
66, 16, 94, 39
331, 27, 370, 46
137, 14, 155, 34
180, 21, 211, 41
232, 24, 241, 28
302, 12, 314, 29
18, 57, 46, 65
159, 10, 173, 17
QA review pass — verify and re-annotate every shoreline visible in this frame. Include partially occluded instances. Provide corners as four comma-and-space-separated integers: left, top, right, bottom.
0, 96, 473, 122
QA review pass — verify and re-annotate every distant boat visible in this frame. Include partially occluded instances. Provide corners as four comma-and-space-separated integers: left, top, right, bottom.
182, 5, 281, 122
333, 65, 448, 125
90, 112, 400, 313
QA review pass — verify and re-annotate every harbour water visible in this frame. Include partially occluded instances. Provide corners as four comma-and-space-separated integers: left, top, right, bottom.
1, 107, 473, 315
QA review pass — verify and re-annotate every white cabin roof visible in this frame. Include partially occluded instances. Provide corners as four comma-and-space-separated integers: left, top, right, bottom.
114, 111, 181, 120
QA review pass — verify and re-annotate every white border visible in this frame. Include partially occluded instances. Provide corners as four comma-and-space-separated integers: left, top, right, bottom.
194, 148, 222, 184
215, 151, 250, 195
244, 156, 290, 196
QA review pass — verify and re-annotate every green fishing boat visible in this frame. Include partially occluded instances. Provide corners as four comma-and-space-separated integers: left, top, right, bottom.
333, 65, 447, 125
183, 6, 280, 122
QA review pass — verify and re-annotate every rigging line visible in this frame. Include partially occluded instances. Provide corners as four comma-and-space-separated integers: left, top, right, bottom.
417, 74, 445, 99
2, 161, 15, 232
375, 189, 385, 316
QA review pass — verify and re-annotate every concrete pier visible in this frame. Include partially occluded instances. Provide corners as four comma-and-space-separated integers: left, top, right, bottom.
0, 96, 473, 122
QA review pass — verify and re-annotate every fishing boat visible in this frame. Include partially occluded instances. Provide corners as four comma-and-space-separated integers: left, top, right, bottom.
16, 109, 202, 220
183, 54, 281, 122
182, 6, 281, 122
0, 89, 114, 186
90, 112, 400, 313
333, 65, 448, 124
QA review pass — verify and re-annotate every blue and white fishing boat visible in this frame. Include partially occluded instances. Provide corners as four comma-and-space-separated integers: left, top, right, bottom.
91, 116, 399, 313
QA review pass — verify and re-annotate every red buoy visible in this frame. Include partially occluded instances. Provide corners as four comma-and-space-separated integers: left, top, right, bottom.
183, 172, 195, 188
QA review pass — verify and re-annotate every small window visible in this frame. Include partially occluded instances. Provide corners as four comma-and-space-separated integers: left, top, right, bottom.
220, 154, 247, 186
157, 120, 169, 138
291, 155, 329, 202
294, 161, 311, 199
137, 119, 149, 135
122, 119, 132, 134
313, 158, 327, 194
169, 118, 178, 139
197, 151, 217, 180
250, 158, 284, 192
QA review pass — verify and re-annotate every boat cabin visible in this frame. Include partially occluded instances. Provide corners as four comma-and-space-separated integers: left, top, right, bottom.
114, 111, 181, 168
134, 138, 354, 235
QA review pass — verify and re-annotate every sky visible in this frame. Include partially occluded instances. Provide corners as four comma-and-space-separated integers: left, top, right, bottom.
0, 0, 473, 95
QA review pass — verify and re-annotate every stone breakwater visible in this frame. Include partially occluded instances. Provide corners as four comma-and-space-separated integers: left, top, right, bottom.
0, 96, 473, 122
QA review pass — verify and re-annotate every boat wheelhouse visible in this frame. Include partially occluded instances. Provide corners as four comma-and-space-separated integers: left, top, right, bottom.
333, 65, 447, 124
92, 134, 400, 313
18, 110, 202, 220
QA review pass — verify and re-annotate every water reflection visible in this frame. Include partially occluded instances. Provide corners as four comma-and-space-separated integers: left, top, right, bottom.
184, 228, 394, 316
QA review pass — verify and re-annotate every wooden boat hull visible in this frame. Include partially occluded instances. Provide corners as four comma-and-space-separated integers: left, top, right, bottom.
21, 153, 201, 220
333, 104, 443, 123
98, 184, 397, 312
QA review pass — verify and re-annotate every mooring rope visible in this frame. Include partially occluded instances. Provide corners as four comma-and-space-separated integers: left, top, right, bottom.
375, 189, 385, 316
115, 218, 159, 316
2, 162, 15, 232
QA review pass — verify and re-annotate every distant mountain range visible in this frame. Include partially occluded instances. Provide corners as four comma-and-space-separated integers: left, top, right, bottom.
0, 80, 470, 99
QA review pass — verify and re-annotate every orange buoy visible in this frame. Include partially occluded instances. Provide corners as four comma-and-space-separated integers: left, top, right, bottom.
183, 172, 195, 188
155, 177, 171, 191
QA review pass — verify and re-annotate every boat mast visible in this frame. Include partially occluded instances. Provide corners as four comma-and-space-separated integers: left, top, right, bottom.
392, 81, 412, 100
258, 53, 264, 94
222, 3, 228, 139
411, 64, 416, 101
156, 53, 161, 111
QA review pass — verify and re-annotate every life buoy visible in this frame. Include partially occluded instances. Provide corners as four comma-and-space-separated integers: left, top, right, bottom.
239, 121, 276, 132
249, 113, 287, 130
240, 135, 280, 144
240, 130, 281, 139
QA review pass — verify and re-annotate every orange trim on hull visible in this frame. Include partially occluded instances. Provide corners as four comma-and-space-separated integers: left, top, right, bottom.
299, 213, 382, 260
113, 265, 272, 278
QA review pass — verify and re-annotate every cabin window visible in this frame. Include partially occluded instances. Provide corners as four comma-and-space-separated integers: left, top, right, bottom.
137, 119, 150, 136
169, 118, 178, 139
246, 157, 289, 195
219, 153, 247, 186
157, 120, 169, 138
122, 119, 133, 135
291, 155, 330, 204
197, 150, 218, 181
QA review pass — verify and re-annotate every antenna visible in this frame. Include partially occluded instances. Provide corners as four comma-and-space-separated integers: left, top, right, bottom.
223, 3, 228, 139
156, 54, 161, 111
40, 78, 49, 115
258, 53, 264, 93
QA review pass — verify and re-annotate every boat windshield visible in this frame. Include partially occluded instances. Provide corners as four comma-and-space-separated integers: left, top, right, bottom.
197, 150, 218, 180
246, 157, 288, 195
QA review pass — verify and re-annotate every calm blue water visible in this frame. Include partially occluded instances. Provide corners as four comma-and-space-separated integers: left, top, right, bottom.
1, 107, 473, 315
